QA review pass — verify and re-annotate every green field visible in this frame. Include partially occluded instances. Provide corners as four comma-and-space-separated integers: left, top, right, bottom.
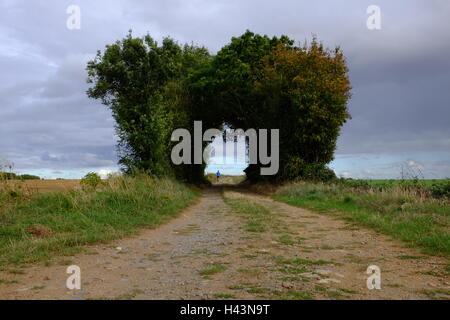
358, 179, 450, 188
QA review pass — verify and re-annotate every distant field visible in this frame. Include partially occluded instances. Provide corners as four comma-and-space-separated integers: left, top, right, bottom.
361, 179, 450, 188
20, 179, 80, 193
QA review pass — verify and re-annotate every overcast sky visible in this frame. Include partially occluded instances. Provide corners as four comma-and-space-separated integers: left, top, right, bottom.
1, 0, 449, 179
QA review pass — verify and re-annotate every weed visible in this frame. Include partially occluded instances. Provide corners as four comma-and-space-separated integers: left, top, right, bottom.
115, 289, 145, 300
0, 279, 18, 284
398, 255, 424, 260
215, 293, 235, 299
315, 286, 327, 292
277, 234, 296, 245
31, 285, 45, 290
7, 269, 25, 275
199, 262, 227, 277
227, 285, 245, 290
283, 290, 313, 300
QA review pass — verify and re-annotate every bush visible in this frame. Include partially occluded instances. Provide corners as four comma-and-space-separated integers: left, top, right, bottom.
281, 157, 336, 182
0, 172, 17, 180
302, 165, 337, 182
336, 178, 372, 191
18, 174, 41, 180
80, 172, 102, 190
430, 181, 450, 199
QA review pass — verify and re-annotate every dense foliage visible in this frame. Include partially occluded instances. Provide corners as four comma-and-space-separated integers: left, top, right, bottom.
0, 172, 41, 180
87, 31, 210, 182
87, 30, 351, 183
80, 172, 102, 190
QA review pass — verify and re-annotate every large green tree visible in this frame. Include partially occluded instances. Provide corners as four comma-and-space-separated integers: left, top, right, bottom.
254, 39, 351, 181
188, 31, 351, 181
87, 31, 210, 180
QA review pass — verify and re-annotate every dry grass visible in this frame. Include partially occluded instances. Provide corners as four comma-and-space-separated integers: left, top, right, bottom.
0, 174, 199, 266
21, 180, 80, 193
245, 182, 278, 195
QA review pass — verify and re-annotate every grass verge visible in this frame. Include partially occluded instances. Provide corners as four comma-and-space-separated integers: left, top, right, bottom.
274, 182, 450, 256
0, 174, 199, 267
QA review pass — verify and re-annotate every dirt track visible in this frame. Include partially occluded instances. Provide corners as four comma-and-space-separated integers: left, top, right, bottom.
0, 185, 449, 300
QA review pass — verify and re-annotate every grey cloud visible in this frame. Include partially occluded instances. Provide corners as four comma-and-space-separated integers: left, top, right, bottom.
0, 0, 449, 177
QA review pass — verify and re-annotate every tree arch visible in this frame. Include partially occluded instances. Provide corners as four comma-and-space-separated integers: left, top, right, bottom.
87, 30, 351, 183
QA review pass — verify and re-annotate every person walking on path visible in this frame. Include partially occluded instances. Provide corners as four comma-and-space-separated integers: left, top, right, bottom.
216, 170, 221, 182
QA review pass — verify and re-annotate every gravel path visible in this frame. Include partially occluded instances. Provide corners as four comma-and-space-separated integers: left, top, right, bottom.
0, 185, 448, 300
